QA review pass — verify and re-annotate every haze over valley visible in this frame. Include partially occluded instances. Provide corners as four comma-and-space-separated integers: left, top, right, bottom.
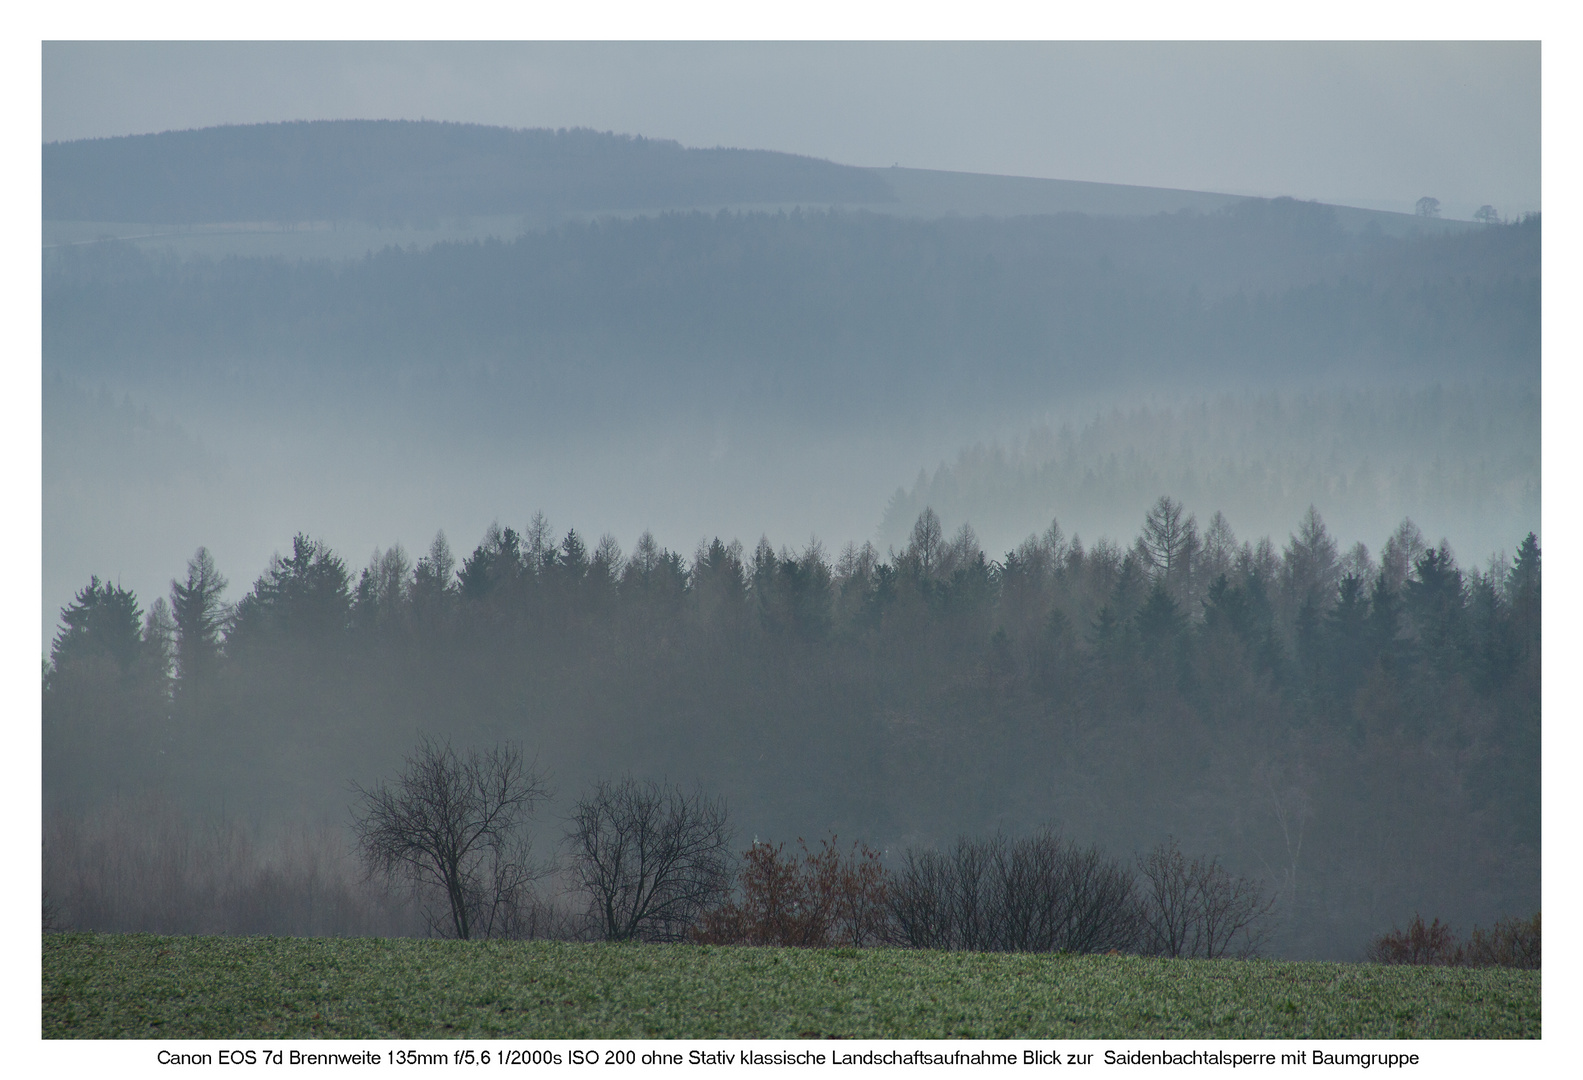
41, 44, 1541, 967
43, 122, 1537, 653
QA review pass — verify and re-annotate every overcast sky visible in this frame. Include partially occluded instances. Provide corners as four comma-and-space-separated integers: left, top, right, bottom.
42, 41, 1539, 219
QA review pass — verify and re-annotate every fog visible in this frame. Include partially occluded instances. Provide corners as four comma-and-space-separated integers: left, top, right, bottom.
43, 376, 1538, 661
41, 50, 1540, 963
41, 136, 1536, 653
43, 379, 968, 653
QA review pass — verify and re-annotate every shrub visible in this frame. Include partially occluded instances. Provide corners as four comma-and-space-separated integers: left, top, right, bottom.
43, 795, 423, 937
693, 834, 890, 947
1367, 914, 1465, 966
888, 831, 1140, 954
1368, 911, 1540, 969
1465, 912, 1540, 969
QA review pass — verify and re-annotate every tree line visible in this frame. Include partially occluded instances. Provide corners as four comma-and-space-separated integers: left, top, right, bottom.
47, 501, 1539, 717
42, 499, 1539, 958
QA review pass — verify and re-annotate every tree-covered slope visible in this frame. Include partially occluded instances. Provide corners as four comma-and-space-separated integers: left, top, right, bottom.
43, 204, 1539, 425
43, 120, 896, 225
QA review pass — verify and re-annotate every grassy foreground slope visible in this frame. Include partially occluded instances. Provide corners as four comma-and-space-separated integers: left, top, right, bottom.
43, 934, 1538, 1040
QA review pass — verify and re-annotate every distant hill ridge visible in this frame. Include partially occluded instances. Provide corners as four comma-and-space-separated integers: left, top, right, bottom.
45, 119, 1462, 237
43, 119, 898, 225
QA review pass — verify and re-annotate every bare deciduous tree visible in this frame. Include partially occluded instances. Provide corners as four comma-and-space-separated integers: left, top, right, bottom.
1137, 837, 1273, 959
888, 846, 957, 949
567, 777, 733, 942
1142, 495, 1197, 584
352, 739, 549, 940
906, 508, 944, 580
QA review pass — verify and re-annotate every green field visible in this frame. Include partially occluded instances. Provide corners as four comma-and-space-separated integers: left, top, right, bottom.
42, 934, 1539, 1040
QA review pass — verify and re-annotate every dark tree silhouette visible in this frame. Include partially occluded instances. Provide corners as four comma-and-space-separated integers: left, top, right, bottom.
567, 777, 733, 942
51, 576, 145, 675
352, 739, 549, 940
1141, 495, 1197, 588
230, 533, 351, 645
170, 547, 228, 690
1137, 837, 1273, 959
888, 832, 1140, 954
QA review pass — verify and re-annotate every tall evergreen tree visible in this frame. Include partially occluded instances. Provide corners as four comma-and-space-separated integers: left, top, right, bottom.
230, 534, 352, 645
50, 576, 145, 677
1506, 532, 1541, 661
1405, 545, 1468, 677
1281, 506, 1339, 630
170, 547, 228, 690
1365, 571, 1406, 675
1319, 573, 1371, 708
1135, 581, 1185, 659
458, 524, 523, 601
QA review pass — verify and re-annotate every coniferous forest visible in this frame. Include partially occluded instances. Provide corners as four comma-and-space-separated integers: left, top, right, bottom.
42, 501, 1539, 960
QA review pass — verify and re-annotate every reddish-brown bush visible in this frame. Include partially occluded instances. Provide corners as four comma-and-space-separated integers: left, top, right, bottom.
1366, 912, 1540, 968
1465, 912, 1541, 969
692, 834, 890, 947
1367, 914, 1464, 966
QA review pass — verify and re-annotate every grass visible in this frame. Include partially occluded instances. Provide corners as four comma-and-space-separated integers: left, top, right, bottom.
42, 933, 1539, 1040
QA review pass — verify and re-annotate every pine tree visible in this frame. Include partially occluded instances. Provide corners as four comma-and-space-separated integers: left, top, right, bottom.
170, 547, 228, 690
230, 534, 352, 645
1405, 545, 1468, 677
51, 576, 145, 677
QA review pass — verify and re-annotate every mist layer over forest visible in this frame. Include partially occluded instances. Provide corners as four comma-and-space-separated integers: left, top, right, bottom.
44, 504, 1540, 960
43, 137, 1538, 651
881, 386, 1538, 561
42, 122, 1539, 961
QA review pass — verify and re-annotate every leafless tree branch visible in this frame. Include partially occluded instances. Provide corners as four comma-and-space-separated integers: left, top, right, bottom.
351, 738, 549, 940
566, 777, 733, 942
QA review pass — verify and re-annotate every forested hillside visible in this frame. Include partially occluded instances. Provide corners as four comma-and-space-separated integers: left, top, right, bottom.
43, 503, 1539, 960
880, 386, 1539, 562
42, 203, 1540, 656
44, 203, 1538, 429
43, 121, 895, 225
